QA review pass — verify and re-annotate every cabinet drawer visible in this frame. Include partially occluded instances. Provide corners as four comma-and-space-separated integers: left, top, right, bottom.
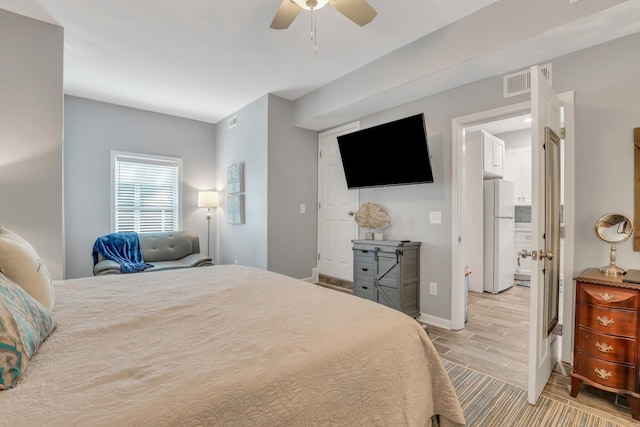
575, 352, 635, 390
354, 254, 375, 267
353, 249, 375, 259
578, 303, 637, 337
579, 283, 638, 310
577, 327, 635, 364
354, 264, 374, 280
353, 281, 375, 301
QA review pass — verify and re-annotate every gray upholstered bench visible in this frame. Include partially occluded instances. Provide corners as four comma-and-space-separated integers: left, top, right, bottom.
93, 231, 213, 275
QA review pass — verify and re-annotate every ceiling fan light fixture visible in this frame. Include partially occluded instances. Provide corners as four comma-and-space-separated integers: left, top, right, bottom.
292, 0, 329, 11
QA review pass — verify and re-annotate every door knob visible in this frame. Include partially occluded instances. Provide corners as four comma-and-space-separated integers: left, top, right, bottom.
348, 211, 354, 216
538, 250, 553, 260
519, 250, 532, 259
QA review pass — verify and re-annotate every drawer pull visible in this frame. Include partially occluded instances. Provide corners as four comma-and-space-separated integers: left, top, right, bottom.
594, 368, 612, 380
362, 286, 368, 290
596, 315, 615, 327
595, 341, 613, 353
361, 268, 368, 272
598, 292, 616, 302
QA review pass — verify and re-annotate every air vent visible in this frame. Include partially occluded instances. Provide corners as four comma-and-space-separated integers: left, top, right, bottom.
503, 63, 552, 98
228, 116, 238, 129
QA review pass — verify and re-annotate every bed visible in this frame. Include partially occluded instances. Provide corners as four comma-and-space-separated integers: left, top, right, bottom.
0, 264, 465, 426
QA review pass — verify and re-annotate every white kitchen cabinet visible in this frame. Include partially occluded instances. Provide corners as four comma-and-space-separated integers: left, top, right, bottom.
504, 147, 531, 205
467, 130, 505, 179
481, 130, 505, 178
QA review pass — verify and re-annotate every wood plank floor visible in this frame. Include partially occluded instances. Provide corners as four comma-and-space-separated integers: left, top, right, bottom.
427, 284, 638, 426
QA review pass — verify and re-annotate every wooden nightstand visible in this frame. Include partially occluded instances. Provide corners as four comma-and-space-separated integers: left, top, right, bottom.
571, 268, 640, 420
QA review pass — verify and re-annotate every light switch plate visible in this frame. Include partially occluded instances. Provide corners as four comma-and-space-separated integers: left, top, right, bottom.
429, 211, 442, 224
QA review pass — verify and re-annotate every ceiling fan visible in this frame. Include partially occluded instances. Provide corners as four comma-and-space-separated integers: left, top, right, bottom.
270, 0, 377, 30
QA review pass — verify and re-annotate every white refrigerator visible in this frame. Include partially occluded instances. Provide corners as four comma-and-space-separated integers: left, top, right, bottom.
483, 179, 516, 293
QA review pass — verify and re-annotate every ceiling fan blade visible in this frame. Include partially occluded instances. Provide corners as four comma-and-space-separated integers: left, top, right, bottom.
328, 0, 377, 26
270, 0, 303, 30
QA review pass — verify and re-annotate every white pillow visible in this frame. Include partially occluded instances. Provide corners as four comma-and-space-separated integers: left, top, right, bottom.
0, 227, 54, 310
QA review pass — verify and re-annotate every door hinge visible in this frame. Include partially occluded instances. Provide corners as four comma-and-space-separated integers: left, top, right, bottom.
318, 201, 321, 209
319, 150, 322, 158
560, 128, 565, 139
317, 253, 320, 261
556, 324, 563, 336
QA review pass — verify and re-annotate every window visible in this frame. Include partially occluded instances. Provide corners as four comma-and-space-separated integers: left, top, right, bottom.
111, 151, 182, 233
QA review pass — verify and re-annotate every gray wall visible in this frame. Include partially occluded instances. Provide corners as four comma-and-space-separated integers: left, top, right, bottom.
64, 96, 216, 278
214, 95, 318, 278
334, 31, 640, 321
553, 33, 640, 274
267, 95, 318, 278
0, 10, 64, 279
215, 95, 269, 269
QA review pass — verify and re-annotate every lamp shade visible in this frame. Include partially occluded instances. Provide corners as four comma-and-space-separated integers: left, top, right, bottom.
197, 191, 220, 208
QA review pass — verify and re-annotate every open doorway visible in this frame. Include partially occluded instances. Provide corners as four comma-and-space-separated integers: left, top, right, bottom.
448, 92, 575, 391
457, 113, 534, 388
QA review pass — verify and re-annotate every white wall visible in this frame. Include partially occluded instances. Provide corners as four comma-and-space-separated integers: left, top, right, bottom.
64, 96, 216, 278
0, 10, 64, 279
498, 129, 531, 151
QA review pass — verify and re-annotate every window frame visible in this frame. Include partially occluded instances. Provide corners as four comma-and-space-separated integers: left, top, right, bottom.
110, 150, 183, 233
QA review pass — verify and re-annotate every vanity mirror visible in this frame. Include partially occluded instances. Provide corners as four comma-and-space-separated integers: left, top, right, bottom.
594, 213, 633, 275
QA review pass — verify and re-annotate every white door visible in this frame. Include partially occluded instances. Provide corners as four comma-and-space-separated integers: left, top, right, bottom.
528, 65, 562, 405
317, 122, 359, 281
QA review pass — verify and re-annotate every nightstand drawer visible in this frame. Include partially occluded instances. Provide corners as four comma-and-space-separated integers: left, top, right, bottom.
576, 352, 635, 390
580, 284, 638, 310
353, 281, 375, 300
578, 303, 637, 337
577, 327, 635, 364
353, 264, 376, 283
353, 249, 375, 259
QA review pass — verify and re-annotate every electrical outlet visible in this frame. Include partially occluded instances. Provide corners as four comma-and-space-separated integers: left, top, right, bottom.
429, 282, 438, 295
300, 204, 306, 214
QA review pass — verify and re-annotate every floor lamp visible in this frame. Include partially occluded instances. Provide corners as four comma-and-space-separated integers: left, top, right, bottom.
197, 190, 220, 257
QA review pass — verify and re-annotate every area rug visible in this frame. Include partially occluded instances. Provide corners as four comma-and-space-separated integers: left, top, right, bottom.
443, 360, 624, 427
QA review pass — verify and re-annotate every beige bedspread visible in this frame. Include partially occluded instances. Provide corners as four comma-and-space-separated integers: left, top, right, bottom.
0, 265, 464, 426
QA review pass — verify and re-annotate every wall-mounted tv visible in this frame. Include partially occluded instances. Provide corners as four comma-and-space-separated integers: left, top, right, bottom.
337, 113, 434, 189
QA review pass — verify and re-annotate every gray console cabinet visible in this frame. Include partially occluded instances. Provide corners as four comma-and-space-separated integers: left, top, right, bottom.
352, 240, 421, 318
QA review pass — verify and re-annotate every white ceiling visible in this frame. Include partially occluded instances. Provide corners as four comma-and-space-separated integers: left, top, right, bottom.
1, 0, 639, 126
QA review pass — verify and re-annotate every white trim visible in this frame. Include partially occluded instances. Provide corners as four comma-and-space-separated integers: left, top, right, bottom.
558, 91, 576, 364
417, 313, 451, 330
300, 276, 315, 283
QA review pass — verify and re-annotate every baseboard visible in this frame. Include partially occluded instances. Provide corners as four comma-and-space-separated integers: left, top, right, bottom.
417, 313, 452, 330
301, 276, 314, 283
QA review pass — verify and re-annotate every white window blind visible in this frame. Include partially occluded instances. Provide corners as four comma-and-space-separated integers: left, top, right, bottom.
112, 152, 182, 233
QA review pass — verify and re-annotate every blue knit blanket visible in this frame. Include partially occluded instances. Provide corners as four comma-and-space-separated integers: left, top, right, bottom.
92, 232, 153, 274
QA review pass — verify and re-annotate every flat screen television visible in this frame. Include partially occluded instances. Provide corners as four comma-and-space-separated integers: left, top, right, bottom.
337, 113, 434, 189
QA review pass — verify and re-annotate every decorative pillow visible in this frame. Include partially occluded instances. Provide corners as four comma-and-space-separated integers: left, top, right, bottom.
0, 273, 54, 389
0, 226, 54, 310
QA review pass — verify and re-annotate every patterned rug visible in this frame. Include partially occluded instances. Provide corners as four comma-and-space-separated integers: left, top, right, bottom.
443, 360, 625, 427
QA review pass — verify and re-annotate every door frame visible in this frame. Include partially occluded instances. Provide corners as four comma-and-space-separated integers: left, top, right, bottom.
451, 92, 575, 363
316, 122, 360, 281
